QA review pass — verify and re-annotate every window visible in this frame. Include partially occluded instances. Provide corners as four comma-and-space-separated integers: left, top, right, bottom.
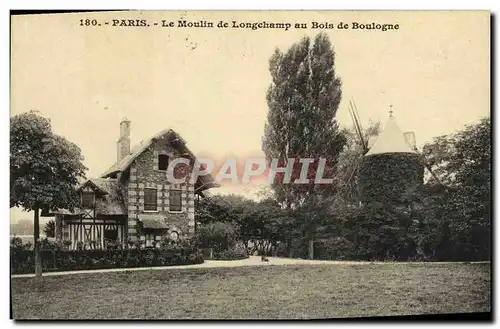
81, 192, 95, 208
169, 190, 182, 212
144, 188, 158, 211
158, 154, 169, 171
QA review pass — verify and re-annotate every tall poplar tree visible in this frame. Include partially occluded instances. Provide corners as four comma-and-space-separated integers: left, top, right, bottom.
262, 33, 346, 259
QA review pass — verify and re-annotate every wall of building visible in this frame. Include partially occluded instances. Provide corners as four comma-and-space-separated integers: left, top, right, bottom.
126, 137, 196, 242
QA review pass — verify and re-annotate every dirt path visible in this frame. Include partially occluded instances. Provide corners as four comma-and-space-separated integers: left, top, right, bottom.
11, 256, 488, 278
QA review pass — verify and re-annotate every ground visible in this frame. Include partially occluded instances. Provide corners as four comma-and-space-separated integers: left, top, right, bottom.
11, 259, 490, 320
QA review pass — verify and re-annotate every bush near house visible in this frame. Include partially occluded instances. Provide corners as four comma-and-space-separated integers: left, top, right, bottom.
194, 222, 249, 261
194, 222, 238, 252
212, 244, 249, 261
10, 237, 204, 275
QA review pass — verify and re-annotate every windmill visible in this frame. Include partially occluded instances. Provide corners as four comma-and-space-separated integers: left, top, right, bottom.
342, 99, 446, 207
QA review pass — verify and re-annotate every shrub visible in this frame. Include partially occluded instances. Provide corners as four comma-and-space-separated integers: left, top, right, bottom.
213, 247, 249, 261
10, 237, 24, 249
195, 222, 238, 252
10, 238, 204, 274
159, 236, 177, 249
274, 242, 288, 257
287, 237, 309, 259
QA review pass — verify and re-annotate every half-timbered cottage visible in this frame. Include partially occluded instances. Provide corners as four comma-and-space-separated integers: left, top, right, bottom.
43, 119, 218, 249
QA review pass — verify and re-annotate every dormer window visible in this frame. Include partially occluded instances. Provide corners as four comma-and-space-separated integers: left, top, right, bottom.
158, 154, 169, 171
81, 192, 95, 209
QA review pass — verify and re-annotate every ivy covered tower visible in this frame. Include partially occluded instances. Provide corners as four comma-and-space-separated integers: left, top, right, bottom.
358, 111, 424, 206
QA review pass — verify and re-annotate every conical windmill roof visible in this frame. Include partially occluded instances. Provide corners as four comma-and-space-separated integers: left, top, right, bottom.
365, 116, 416, 156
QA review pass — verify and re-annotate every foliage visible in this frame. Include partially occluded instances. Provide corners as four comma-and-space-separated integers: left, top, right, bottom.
358, 153, 424, 205
313, 237, 354, 260
212, 246, 249, 261
195, 195, 232, 224
261, 33, 347, 259
195, 221, 238, 253
10, 110, 87, 279
10, 110, 87, 212
337, 121, 381, 204
419, 117, 491, 261
195, 119, 490, 262
262, 33, 346, 231
325, 117, 490, 262
422, 117, 491, 188
343, 203, 419, 261
11, 236, 24, 248
196, 194, 292, 256
43, 220, 55, 238
10, 238, 204, 274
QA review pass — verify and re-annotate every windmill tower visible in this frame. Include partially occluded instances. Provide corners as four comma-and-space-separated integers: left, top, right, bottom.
343, 101, 442, 207
358, 107, 423, 205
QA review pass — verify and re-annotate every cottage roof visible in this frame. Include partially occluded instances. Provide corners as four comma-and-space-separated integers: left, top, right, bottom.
101, 128, 219, 193
41, 178, 126, 217
365, 116, 416, 156
86, 178, 127, 215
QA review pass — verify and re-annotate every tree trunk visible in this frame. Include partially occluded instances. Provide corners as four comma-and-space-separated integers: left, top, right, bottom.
33, 207, 42, 289
308, 235, 314, 260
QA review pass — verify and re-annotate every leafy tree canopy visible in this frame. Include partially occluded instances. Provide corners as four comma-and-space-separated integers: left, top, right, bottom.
10, 110, 87, 212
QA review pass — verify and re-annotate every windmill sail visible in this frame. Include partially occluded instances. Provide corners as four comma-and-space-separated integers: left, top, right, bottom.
348, 99, 368, 152
342, 98, 369, 205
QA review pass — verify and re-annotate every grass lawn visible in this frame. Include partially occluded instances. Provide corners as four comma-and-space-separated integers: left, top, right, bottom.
11, 262, 490, 319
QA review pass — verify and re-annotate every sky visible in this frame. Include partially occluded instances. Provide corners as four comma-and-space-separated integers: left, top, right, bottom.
10, 11, 490, 222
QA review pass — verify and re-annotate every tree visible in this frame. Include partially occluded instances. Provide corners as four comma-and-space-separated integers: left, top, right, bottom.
420, 117, 491, 260
10, 110, 86, 284
195, 194, 291, 256
195, 221, 238, 253
195, 195, 232, 225
262, 33, 346, 258
331, 118, 491, 261
11, 218, 34, 235
43, 219, 55, 238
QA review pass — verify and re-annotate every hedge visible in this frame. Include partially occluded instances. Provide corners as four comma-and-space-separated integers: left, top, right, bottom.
212, 249, 249, 261
10, 242, 204, 274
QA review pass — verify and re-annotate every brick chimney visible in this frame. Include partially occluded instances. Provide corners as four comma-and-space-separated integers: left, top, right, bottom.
117, 118, 131, 162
